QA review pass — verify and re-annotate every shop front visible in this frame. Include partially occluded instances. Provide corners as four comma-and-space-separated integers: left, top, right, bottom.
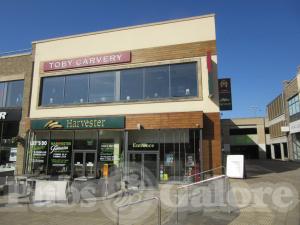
25, 115, 203, 186
0, 108, 22, 169
26, 116, 125, 179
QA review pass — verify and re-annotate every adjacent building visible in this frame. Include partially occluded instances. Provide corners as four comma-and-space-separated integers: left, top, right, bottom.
265, 93, 288, 160
0, 53, 33, 175
284, 67, 300, 161
14, 14, 222, 186
221, 117, 266, 159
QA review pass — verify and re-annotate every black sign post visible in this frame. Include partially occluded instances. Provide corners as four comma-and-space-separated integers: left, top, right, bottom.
218, 78, 232, 110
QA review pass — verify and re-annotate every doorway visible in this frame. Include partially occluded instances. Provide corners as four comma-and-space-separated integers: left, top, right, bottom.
73, 151, 97, 178
128, 152, 159, 188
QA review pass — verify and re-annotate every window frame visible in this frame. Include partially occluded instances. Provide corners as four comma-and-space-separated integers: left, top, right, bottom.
38, 60, 200, 107
0, 79, 24, 108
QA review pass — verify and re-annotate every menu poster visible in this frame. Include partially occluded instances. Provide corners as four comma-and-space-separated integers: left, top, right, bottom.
165, 153, 174, 166
30, 140, 48, 164
49, 140, 72, 170
100, 143, 114, 162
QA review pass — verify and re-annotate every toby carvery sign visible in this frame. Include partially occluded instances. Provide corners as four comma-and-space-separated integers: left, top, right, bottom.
218, 78, 232, 111
31, 116, 125, 130
43, 51, 131, 72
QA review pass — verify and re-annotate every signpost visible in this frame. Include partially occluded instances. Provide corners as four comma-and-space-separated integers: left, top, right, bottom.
218, 78, 232, 111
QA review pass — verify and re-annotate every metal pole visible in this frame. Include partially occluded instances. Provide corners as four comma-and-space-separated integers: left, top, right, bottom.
117, 207, 120, 225
176, 188, 179, 224
226, 176, 231, 214
158, 197, 161, 225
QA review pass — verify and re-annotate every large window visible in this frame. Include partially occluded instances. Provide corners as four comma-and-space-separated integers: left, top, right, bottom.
144, 66, 169, 99
41, 76, 65, 105
0, 80, 24, 107
288, 95, 300, 116
40, 62, 198, 106
89, 71, 116, 103
120, 68, 143, 101
170, 63, 197, 97
64, 74, 89, 104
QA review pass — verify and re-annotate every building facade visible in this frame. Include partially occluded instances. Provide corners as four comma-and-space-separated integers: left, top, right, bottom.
18, 14, 221, 185
266, 93, 288, 160
221, 118, 267, 159
0, 53, 33, 175
284, 67, 300, 161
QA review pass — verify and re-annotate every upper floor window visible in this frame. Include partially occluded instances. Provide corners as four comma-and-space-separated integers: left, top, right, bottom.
288, 95, 300, 116
0, 80, 24, 107
39, 62, 198, 106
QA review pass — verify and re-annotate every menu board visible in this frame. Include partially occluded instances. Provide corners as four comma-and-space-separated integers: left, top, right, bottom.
49, 140, 72, 168
30, 140, 48, 164
99, 143, 114, 162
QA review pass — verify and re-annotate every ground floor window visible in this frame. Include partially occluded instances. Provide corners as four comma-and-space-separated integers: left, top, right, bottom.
127, 129, 201, 184
25, 130, 123, 178
0, 121, 19, 168
292, 133, 300, 160
25, 128, 202, 183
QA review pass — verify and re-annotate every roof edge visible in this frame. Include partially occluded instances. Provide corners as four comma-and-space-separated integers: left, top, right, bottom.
32, 13, 215, 44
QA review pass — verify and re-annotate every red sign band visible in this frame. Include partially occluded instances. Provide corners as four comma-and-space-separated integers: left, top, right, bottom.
43, 51, 131, 72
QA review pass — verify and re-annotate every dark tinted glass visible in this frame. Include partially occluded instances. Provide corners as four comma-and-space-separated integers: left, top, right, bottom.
170, 63, 197, 97
64, 74, 88, 104
144, 65, 169, 99
230, 128, 257, 135
6, 80, 24, 107
89, 71, 116, 103
74, 130, 97, 150
41, 76, 65, 105
120, 68, 143, 101
0, 83, 5, 107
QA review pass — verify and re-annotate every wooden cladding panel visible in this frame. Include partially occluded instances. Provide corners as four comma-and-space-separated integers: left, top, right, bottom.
267, 94, 284, 120
131, 40, 216, 64
270, 120, 286, 138
202, 113, 221, 170
284, 78, 298, 100
125, 111, 203, 130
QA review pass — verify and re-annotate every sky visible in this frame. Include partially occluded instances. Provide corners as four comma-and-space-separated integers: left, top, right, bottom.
0, 0, 299, 119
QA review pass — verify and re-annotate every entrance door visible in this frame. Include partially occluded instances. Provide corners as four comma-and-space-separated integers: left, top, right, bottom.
128, 152, 158, 188
73, 151, 96, 178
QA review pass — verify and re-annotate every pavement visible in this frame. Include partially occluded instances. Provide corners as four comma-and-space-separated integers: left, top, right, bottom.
0, 160, 299, 225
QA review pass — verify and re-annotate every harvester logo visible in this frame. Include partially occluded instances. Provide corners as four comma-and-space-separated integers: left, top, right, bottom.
44, 120, 63, 129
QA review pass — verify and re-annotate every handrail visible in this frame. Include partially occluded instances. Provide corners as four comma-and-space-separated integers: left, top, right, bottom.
176, 174, 229, 224
117, 196, 161, 225
184, 166, 225, 181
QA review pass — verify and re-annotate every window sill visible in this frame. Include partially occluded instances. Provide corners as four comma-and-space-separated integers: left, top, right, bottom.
37, 97, 203, 110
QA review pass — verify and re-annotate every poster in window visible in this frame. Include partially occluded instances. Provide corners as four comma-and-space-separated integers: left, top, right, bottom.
165, 153, 174, 166
48, 140, 72, 174
186, 154, 195, 167
99, 143, 114, 162
31, 140, 48, 164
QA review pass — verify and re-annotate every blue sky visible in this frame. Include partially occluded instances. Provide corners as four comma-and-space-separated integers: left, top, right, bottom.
1, 0, 299, 118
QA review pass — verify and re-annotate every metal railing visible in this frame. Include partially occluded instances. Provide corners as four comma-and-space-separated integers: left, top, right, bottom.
117, 196, 161, 225
176, 174, 230, 224
183, 166, 226, 183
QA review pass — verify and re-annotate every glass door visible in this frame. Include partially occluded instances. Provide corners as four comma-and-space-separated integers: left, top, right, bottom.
128, 153, 142, 188
128, 152, 158, 188
85, 152, 96, 178
73, 151, 96, 178
74, 152, 84, 178
143, 153, 158, 188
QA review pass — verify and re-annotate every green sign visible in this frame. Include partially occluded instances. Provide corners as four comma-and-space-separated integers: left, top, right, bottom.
31, 116, 125, 130
49, 141, 72, 167
30, 140, 48, 164
130, 143, 158, 151
99, 143, 114, 162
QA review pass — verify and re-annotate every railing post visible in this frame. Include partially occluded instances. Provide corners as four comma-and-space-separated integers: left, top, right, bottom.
176, 188, 179, 224
226, 176, 231, 214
